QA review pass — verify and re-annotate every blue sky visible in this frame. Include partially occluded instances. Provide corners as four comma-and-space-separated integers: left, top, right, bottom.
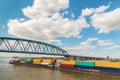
0, 0, 120, 58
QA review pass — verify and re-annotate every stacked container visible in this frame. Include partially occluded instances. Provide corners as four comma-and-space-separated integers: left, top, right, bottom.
18, 57, 22, 62
18, 57, 25, 64
42, 59, 53, 63
60, 60, 76, 69
33, 59, 41, 65
40, 59, 53, 67
76, 61, 97, 72
25, 59, 32, 64
76, 61, 94, 67
94, 61, 120, 73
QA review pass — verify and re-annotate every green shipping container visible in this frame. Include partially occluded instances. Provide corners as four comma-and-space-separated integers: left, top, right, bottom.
18, 58, 22, 61
76, 61, 94, 67
25, 59, 32, 62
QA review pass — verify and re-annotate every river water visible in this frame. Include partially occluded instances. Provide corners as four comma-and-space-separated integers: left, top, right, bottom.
0, 58, 120, 80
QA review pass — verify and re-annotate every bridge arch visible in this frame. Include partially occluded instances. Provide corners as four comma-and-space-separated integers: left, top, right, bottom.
0, 37, 69, 56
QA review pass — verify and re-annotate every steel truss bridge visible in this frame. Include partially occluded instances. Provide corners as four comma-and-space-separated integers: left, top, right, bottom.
0, 37, 105, 60
0, 37, 68, 56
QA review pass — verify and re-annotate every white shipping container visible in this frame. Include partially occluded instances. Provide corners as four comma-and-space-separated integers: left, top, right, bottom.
40, 62, 50, 65
20, 61, 25, 63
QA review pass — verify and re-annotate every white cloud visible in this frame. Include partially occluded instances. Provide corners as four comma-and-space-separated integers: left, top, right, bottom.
62, 10, 69, 16
8, 16, 89, 42
81, 5, 110, 16
22, 0, 69, 18
97, 40, 114, 46
86, 37, 98, 42
81, 8, 95, 16
48, 39, 63, 45
64, 37, 120, 57
70, 13, 75, 18
95, 5, 110, 13
105, 45, 120, 50
91, 8, 120, 33
76, 36, 82, 39
8, 0, 89, 43
64, 38, 97, 56
81, 4, 120, 34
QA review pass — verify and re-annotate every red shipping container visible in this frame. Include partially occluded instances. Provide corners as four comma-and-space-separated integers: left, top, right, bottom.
60, 64, 75, 68
25, 62, 31, 64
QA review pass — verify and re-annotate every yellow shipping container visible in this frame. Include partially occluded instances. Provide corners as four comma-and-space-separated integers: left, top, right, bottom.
95, 61, 120, 68
33, 59, 41, 64
62, 60, 76, 65
33, 61, 41, 64
42, 59, 52, 63
33, 59, 41, 62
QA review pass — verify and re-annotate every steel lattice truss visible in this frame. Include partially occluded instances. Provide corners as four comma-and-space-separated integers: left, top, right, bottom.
0, 37, 69, 56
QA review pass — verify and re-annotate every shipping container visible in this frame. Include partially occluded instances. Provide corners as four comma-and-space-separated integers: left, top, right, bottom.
33, 62, 40, 64
94, 66, 120, 73
18, 57, 26, 61
25, 62, 32, 64
25, 59, 32, 63
76, 65, 120, 73
33, 59, 41, 62
95, 61, 120, 68
76, 61, 94, 67
33, 59, 41, 64
18, 57, 22, 61
60, 64, 75, 68
20, 61, 25, 63
62, 60, 76, 65
40, 62, 50, 65
42, 59, 52, 63
60, 64, 76, 70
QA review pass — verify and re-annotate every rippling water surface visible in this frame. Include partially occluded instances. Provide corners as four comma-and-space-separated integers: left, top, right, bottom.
0, 57, 120, 80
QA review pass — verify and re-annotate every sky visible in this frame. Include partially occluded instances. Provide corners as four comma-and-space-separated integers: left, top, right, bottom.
0, 0, 120, 58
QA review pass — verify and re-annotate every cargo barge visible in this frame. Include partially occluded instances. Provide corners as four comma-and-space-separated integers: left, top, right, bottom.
9, 57, 120, 76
